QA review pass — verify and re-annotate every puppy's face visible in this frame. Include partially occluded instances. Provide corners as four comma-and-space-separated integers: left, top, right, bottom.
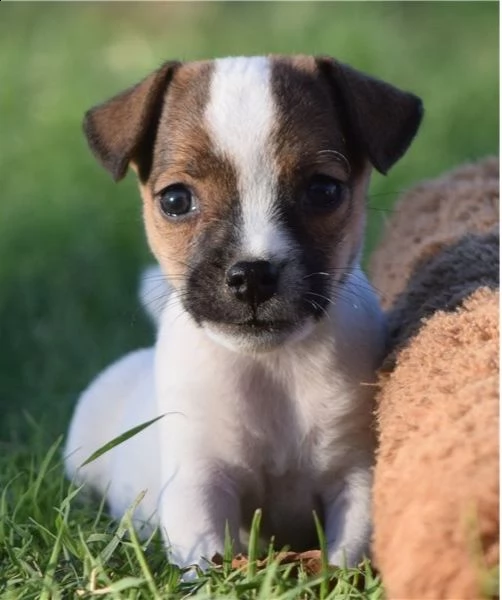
84, 55, 422, 352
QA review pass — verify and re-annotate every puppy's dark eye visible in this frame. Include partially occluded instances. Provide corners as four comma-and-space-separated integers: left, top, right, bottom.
303, 175, 345, 212
158, 184, 196, 218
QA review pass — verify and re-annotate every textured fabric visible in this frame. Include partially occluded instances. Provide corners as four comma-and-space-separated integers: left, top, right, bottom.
370, 157, 500, 599
385, 231, 499, 362
370, 156, 499, 309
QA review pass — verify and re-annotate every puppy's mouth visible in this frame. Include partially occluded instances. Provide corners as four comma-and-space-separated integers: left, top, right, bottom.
226, 318, 295, 332
202, 315, 316, 353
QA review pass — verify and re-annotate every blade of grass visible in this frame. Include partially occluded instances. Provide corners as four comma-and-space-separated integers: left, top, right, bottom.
124, 492, 161, 599
222, 521, 234, 579
98, 490, 146, 565
247, 508, 262, 580
313, 510, 329, 600
80, 415, 165, 467
32, 436, 63, 509
256, 557, 280, 600
39, 494, 69, 600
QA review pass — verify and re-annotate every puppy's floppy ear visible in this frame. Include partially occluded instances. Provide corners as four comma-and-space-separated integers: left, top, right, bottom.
316, 57, 423, 175
83, 60, 180, 182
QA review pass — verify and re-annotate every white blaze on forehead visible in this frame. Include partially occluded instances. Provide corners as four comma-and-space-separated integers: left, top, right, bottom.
204, 56, 292, 259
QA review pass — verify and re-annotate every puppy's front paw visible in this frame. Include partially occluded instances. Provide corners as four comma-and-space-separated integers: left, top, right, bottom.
328, 548, 353, 569
327, 534, 369, 569
178, 560, 212, 582
166, 540, 222, 580
159, 464, 240, 575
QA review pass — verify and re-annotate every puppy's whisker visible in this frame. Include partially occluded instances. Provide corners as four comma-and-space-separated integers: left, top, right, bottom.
305, 291, 335, 307
312, 266, 355, 272
304, 268, 389, 302
304, 298, 318, 313
338, 276, 389, 302
140, 281, 167, 298
300, 270, 390, 305
152, 254, 193, 271
140, 297, 170, 314
302, 272, 331, 280
304, 296, 331, 322
329, 285, 382, 309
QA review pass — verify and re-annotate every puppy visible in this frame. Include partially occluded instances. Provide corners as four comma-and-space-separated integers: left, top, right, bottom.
65, 55, 422, 571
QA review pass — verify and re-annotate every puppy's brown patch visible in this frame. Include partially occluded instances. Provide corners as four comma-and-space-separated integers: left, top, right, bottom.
139, 61, 239, 283
271, 57, 370, 277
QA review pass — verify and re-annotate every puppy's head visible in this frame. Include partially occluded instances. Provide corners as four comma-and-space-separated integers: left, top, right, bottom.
84, 55, 422, 352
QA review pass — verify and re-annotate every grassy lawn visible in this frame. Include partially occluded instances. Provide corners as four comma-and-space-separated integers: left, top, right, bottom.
0, 2, 498, 598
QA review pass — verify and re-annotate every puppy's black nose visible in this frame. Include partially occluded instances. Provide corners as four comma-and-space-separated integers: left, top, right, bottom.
226, 260, 279, 305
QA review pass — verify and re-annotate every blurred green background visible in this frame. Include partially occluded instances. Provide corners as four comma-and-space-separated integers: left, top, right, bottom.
0, 2, 498, 447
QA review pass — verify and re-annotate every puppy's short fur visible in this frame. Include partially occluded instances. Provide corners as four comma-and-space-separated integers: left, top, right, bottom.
65, 55, 422, 570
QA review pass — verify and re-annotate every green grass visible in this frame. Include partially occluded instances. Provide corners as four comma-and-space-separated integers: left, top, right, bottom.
0, 2, 498, 597
1, 438, 383, 599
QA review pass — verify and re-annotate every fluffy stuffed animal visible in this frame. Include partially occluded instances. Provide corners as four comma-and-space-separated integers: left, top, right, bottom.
369, 157, 499, 599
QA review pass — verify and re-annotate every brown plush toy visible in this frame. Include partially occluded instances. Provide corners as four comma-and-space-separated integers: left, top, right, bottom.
369, 157, 499, 599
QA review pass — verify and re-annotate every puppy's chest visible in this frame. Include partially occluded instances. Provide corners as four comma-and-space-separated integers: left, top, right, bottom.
234, 361, 353, 480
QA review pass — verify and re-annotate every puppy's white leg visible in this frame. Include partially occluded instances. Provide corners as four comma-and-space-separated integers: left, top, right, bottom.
158, 427, 242, 569
160, 478, 241, 570
153, 303, 245, 570
324, 467, 372, 567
